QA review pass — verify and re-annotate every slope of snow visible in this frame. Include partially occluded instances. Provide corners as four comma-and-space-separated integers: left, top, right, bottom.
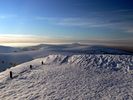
0, 53, 33, 72
0, 54, 133, 100
0, 48, 72, 72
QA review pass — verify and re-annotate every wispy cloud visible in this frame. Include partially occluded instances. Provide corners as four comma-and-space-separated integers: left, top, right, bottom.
0, 34, 49, 43
126, 29, 133, 33
56, 18, 114, 28
0, 14, 17, 19
34, 9, 133, 38
35, 9, 133, 30
35, 16, 55, 20
123, 27, 133, 33
35, 17, 113, 28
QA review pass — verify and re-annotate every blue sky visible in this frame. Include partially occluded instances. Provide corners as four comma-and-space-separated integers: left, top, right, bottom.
0, 0, 133, 45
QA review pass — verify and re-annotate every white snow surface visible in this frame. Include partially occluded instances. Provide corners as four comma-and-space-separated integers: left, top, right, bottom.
0, 54, 133, 100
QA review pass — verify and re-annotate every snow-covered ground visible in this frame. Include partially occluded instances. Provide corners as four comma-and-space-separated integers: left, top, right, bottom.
0, 54, 133, 100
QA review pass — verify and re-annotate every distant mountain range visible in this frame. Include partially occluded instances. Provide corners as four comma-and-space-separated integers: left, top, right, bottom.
22, 43, 133, 55
0, 46, 20, 53
0, 44, 132, 72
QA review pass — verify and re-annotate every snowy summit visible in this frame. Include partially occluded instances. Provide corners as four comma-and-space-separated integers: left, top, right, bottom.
0, 54, 133, 100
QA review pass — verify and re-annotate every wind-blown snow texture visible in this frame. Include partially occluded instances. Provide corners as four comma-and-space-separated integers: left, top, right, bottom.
0, 55, 133, 100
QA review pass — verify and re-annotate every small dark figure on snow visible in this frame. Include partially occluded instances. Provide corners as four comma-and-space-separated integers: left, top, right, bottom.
41, 61, 44, 65
30, 65, 32, 69
9, 71, 13, 79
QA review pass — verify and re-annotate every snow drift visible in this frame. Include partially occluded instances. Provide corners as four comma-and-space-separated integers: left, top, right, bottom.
0, 54, 133, 100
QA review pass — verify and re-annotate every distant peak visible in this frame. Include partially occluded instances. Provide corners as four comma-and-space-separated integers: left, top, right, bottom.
71, 43, 81, 45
